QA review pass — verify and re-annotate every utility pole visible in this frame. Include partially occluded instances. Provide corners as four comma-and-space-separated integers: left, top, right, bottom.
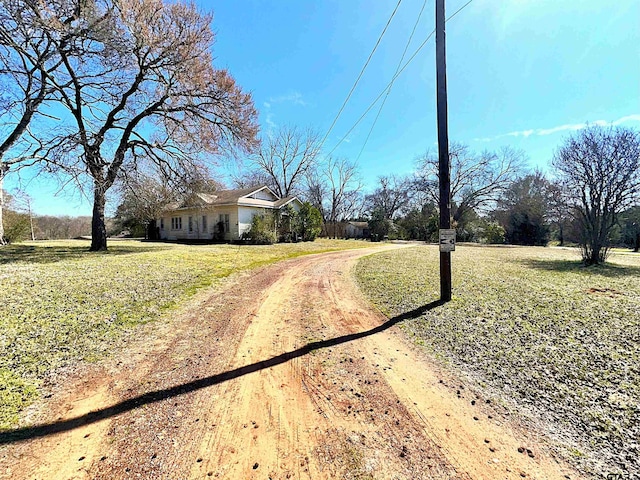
436, 0, 452, 301
27, 197, 35, 241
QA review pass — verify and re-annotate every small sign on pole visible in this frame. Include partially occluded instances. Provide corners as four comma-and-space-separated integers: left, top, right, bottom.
439, 228, 456, 252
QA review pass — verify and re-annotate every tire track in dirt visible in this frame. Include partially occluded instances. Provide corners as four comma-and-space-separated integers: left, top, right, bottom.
1, 245, 582, 480
185, 251, 455, 480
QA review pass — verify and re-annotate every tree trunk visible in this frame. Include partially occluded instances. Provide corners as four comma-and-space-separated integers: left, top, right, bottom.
634, 232, 639, 253
558, 223, 564, 247
90, 183, 108, 251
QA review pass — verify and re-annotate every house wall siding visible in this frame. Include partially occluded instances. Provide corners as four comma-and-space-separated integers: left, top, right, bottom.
238, 206, 268, 237
249, 189, 277, 201
160, 208, 213, 241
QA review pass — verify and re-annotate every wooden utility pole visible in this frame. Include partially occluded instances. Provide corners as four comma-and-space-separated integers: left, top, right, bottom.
27, 198, 35, 241
436, 0, 452, 301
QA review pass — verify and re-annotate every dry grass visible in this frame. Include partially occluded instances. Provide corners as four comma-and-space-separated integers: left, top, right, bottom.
356, 245, 640, 477
0, 238, 371, 429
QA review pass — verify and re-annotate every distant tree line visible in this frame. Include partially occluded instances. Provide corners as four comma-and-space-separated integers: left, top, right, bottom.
1, 191, 93, 242
357, 125, 639, 265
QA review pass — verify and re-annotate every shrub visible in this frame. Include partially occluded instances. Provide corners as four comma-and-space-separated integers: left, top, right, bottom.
275, 205, 297, 242
3, 210, 31, 243
482, 221, 506, 244
247, 214, 276, 245
295, 202, 322, 242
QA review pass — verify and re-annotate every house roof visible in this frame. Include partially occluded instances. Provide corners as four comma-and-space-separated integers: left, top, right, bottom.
164, 185, 300, 212
348, 221, 369, 228
274, 196, 301, 208
203, 186, 274, 205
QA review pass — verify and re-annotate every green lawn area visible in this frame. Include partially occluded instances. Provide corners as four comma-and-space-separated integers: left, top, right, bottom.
356, 245, 640, 476
0, 238, 370, 429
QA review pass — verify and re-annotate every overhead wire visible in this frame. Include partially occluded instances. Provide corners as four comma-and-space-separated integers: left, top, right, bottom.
355, 0, 429, 162
319, 0, 403, 150
327, 0, 474, 158
326, 32, 435, 157
447, 0, 473, 21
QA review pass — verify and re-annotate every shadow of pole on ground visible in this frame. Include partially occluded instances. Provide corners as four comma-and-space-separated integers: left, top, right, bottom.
0, 300, 444, 445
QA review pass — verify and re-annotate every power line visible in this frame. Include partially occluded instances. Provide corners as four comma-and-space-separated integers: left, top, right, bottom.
328, 0, 474, 157
448, 0, 473, 22
327, 32, 435, 157
319, 0, 403, 149
355, 0, 428, 162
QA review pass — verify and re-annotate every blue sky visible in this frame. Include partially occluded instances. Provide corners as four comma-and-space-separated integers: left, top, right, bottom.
6, 0, 640, 216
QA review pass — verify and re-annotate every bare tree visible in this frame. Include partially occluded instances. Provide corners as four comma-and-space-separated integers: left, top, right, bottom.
307, 157, 362, 238
305, 173, 328, 231
553, 126, 640, 265
364, 174, 413, 220
230, 169, 272, 190
252, 126, 321, 198
114, 173, 172, 234
415, 143, 524, 225
546, 179, 572, 246
114, 164, 225, 237
27, 0, 258, 250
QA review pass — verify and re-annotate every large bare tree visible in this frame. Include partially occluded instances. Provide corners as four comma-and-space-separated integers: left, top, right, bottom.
27, 0, 258, 250
415, 143, 524, 225
251, 126, 321, 198
553, 125, 640, 265
364, 174, 414, 220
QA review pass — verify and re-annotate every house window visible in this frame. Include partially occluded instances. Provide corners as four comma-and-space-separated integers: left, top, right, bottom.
202, 215, 207, 232
171, 217, 182, 230
160, 218, 164, 229
219, 214, 230, 233
188, 216, 193, 232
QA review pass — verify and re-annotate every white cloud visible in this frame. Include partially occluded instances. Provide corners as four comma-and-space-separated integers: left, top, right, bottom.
477, 114, 640, 142
265, 113, 276, 131
535, 120, 607, 136
268, 91, 307, 107
613, 114, 640, 125
260, 92, 307, 134
261, 100, 277, 133
506, 129, 535, 138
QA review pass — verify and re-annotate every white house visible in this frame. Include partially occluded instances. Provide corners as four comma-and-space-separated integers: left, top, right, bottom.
345, 221, 370, 239
157, 185, 302, 242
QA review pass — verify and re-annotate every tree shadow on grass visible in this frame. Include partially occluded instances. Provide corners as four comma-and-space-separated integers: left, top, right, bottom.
522, 259, 640, 278
0, 242, 172, 265
0, 299, 444, 445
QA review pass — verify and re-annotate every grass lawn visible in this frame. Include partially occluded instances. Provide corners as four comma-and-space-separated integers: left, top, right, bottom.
0, 238, 371, 429
356, 245, 640, 476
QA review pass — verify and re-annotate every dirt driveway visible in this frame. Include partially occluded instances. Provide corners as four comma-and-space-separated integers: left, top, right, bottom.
1, 245, 581, 479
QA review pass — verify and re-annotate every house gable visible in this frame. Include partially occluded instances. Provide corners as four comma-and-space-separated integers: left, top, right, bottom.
243, 186, 279, 202
274, 196, 303, 211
